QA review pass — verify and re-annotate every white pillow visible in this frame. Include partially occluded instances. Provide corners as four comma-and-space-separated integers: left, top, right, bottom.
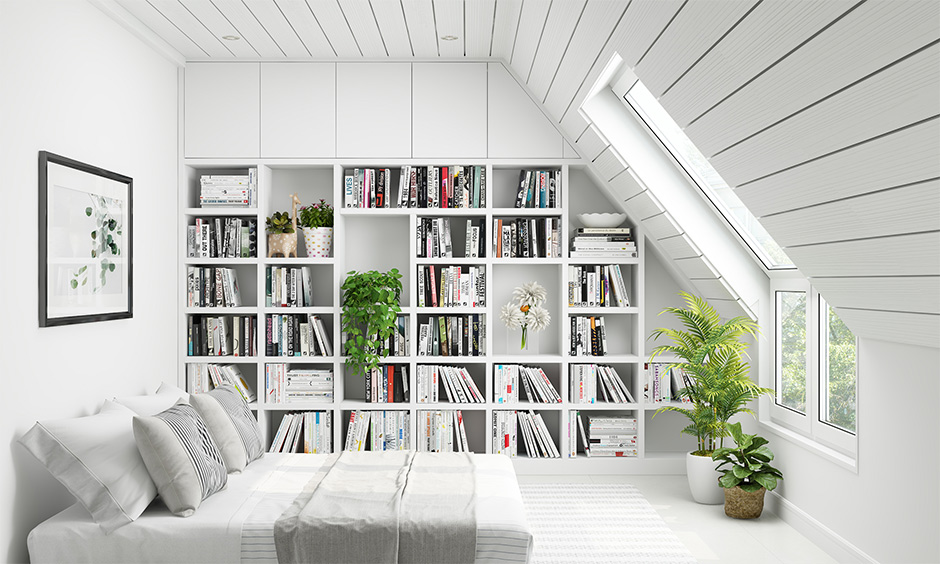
19, 400, 157, 533
114, 382, 189, 416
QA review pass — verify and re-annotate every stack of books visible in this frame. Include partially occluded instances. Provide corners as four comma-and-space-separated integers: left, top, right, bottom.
415, 365, 483, 403
513, 169, 560, 209
265, 266, 315, 307
417, 265, 486, 308
570, 364, 636, 403
493, 410, 559, 458
199, 169, 257, 208
644, 362, 690, 403
587, 416, 638, 457
569, 227, 636, 259
186, 363, 256, 403
270, 411, 331, 453
188, 315, 256, 357
494, 365, 562, 404
493, 217, 561, 258
417, 410, 471, 452
365, 365, 409, 403
344, 411, 410, 452
569, 315, 608, 356
188, 217, 257, 258
265, 314, 332, 357
417, 314, 485, 357
396, 165, 486, 208
186, 266, 242, 308
567, 264, 631, 307
265, 364, 333, 404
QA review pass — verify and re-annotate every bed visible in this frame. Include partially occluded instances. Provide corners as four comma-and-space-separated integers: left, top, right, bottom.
27, 452, 534, 564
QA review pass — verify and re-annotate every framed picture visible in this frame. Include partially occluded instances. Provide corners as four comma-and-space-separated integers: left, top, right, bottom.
39, 151, 133, 326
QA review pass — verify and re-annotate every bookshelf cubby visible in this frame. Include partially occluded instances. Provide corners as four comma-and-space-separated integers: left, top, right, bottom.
180, 161, 686, 473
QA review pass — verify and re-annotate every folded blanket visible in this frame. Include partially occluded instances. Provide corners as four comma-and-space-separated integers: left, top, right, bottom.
274, 451, 477, 564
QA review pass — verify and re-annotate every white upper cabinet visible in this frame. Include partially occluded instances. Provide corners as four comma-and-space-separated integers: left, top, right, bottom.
261, 63, 336, 158
185, 63, 260, 158
487, 63, 563, 159
412, 63, 487, 159
336, 63, 412, 158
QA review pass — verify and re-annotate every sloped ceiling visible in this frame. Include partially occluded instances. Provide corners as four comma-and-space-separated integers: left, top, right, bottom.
102, 0, 940, 347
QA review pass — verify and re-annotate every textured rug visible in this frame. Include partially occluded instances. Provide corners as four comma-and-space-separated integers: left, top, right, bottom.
520, 484, 697, 564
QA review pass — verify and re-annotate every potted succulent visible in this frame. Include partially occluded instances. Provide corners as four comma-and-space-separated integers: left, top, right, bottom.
298, 198, 334, 257
712, 422, 783, 519
341, 269, 403, 378
265, 194, 301, 258
649, 292, 772, 504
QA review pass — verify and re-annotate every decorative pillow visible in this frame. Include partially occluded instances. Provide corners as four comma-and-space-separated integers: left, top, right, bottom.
189, 385, 264, 472
114, 382, 189, 416
19, 401, 157, 533
133, 402, 227, 517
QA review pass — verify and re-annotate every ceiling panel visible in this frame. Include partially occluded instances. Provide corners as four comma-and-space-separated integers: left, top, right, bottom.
247, 0, 313, 57
465, 0, 496, 57
209, 0, 286, 58
643, 212, 683, 240
685, 0, 940, 157
338, 0, 387, 57
576, 125, 609, 161
433, 0, 465, 57
658, 0, 856, 127
146, 0, 233, 58
711, 44, 940, 186
114, 0, 207, 59
735, 118, 940, 218
592, 146, 627, 181
401, 0, 438, 57
784, 232, 940, 277
369, 0, 413, 57
490, 0, 522, 59
812, 276, 940, 315
832, 308, 940, 349
691, 277, 739, 301
273, 0, 336, 57
508, 0, 551, 81
623, 190, 664, 221
608, 169, 645, 202
609, 0, 685, 68
635, 0, 758, 98
673, 256, 719, 280
525, 0, 586, 99
309, 0, 362, 57
657, 234, 701, 260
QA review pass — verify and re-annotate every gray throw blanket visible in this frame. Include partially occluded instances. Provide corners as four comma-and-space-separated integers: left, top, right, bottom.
274, 451, 477, 564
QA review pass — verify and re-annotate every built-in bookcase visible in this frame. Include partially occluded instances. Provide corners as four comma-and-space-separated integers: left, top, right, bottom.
180, 161, 687, 473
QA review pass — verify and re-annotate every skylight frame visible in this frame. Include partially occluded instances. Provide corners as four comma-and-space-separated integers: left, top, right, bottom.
622, 80, 795, 270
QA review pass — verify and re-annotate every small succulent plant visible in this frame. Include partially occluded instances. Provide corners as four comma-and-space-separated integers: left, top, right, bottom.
265, 211, 294, 234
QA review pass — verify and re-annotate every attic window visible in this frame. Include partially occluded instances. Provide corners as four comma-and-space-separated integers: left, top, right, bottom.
624, 81, 794, 270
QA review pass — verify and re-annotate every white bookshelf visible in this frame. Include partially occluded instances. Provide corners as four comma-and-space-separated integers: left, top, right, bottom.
179, 159, 687, 473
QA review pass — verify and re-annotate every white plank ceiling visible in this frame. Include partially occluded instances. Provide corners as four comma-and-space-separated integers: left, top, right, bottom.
110, 0, 940, 347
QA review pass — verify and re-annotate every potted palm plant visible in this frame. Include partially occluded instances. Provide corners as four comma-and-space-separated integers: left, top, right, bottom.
649, 292, 772, 504
340, 269, 403, 379
712, 422, 783, 519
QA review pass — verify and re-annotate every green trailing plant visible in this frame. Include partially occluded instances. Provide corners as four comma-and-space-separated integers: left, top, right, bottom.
73, 195, 122, 291
649, 292, 772, 455
298, 199, 334, 229
341, 269, 403, 377
711, 422, 783, 492
265, 211, 294, 233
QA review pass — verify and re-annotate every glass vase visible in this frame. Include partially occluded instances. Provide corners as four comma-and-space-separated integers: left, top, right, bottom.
507, 327, 539, 354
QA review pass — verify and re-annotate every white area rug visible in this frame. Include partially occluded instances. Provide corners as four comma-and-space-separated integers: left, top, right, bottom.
520, 484, 697, 564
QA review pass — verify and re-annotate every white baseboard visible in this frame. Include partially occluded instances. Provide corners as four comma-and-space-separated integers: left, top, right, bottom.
766, 491, 878, 564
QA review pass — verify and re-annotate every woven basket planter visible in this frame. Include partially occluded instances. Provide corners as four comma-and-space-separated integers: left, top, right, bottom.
723, 486, 766, 519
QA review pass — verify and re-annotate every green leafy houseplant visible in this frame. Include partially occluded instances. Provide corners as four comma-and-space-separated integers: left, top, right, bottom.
341, 269, 403, 377
265, 211, 294, 233
649, 292, 772, 455
298, 199, 334, 229
711, 422, 783, 492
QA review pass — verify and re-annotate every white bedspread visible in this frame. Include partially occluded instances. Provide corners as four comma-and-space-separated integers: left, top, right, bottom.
28, 453, 532, 564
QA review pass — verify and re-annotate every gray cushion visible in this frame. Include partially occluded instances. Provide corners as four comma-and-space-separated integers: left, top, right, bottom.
133, 402, 227, 517
114, 382, 189, 416
190, 385, 264, 472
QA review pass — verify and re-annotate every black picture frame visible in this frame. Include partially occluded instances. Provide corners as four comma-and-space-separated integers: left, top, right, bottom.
39, 151, 133, 326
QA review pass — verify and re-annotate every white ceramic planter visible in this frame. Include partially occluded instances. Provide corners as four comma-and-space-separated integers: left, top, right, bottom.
302, 227, 333, 257
686, 451, 724, 504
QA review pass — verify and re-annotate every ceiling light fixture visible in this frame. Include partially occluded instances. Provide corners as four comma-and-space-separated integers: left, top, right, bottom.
222, 35, 240, 41
440, 35, 458, 41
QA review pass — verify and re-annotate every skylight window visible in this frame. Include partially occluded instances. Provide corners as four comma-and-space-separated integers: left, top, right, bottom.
624, 81, 793, 269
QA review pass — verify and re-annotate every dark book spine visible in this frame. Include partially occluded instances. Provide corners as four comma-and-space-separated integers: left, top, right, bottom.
514, 170, 527, 208
365, 367, 372, 403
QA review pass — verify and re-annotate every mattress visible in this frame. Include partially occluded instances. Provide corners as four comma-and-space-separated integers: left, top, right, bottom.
28, 453, 533, 564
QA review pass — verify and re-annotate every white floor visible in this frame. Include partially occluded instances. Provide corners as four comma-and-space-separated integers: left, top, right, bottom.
516, 474, 839, 564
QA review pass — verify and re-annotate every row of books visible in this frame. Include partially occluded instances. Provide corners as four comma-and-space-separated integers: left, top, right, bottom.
188, 315, 257, 357
415, 365, 484, 404
644, 362, 690, 404
344, 168, 392, 208
186, 363, 256, 403
344, 410, 410, 452
494, 364, 562, 404
493, 410, 560, 458
570, 364, 636, 404
187, 217, 257, 258
365, 365, 409, 403
568, 264, 631, 308
417, 314, 486, 357
416, 217, 488, 259
198, 170, 257, 208
514, 169, 560, 209
569, 227, 636, 259
417, 265, 485, 308
265, 314, 333, 357
265, 266, 315, 308
265, 364, 333, 404
587, 415, 638, 457
417, 410, 471, 452
493, 217, 562, 258
396, 165, 486, 209
270, 411, 332, 454
186, 266, 242, 308
570, 316, 609, 356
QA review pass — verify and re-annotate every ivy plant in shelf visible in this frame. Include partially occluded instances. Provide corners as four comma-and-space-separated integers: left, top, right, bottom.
648, 292, 772, 505
341, 269, 403, 381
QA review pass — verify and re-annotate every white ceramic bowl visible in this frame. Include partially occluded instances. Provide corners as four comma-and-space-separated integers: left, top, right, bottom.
578, 212, 627, 228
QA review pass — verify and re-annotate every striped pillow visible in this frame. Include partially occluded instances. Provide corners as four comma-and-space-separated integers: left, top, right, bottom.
133, 402, 227, 517
190, 385, 264, 472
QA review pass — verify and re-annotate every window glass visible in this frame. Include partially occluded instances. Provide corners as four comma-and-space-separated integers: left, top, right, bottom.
776, 291, 806, 413
822, 303, 857, 433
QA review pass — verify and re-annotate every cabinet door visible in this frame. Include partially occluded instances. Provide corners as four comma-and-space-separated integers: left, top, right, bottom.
336, 63, 411, 158
184, 63, 260, 158
413, 63, 487, 158
261, 63, 336, 158
487, 63, 564, 158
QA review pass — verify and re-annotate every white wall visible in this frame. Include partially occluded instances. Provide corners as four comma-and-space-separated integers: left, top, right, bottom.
767, 338, 940, 563
0, 1, 179, 561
